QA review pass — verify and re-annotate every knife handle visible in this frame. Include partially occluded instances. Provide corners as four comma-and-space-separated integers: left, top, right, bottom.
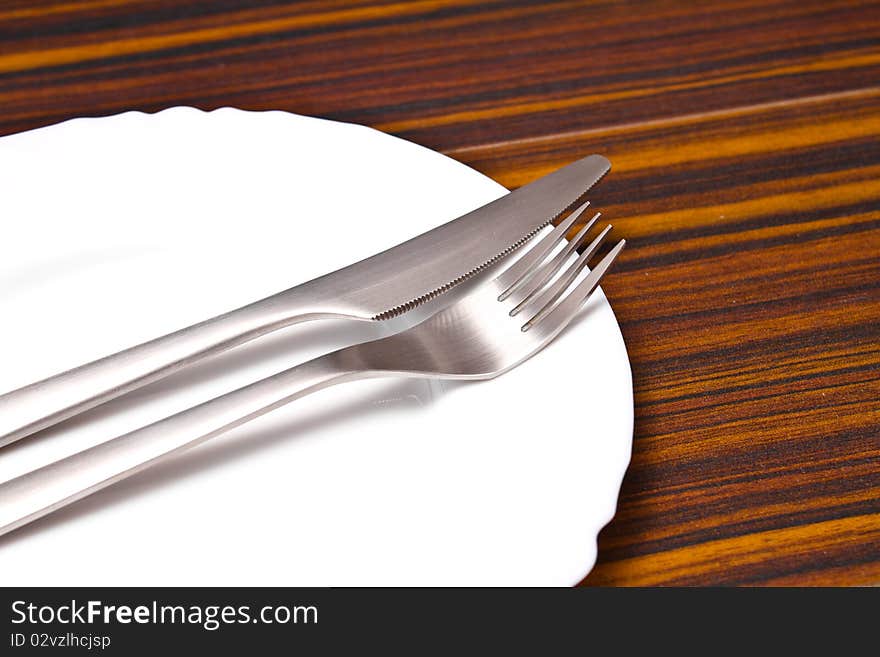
0, 287, 350, 449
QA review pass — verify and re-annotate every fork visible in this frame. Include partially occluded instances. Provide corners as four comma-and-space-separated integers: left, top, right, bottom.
0, 202, 624, 538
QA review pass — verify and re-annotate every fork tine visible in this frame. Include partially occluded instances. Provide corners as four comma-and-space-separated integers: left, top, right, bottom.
506, 211, 601, 309
509, 219, 608, 317
521, 238, 625, 332
496, 200, 591, 301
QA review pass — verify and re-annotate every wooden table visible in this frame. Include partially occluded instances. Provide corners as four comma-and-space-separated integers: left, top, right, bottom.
1, 0, 877, 585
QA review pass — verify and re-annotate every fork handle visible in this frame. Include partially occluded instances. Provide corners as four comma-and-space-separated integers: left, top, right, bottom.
0, 287, 348, 449
0, 352, 371, 538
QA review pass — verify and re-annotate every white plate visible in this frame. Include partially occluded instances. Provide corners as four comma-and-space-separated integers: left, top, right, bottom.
0, 108, 632, 586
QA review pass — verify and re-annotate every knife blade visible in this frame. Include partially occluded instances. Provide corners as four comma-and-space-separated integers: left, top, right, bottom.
0, 154, 610, 446
311, 153, 611, 319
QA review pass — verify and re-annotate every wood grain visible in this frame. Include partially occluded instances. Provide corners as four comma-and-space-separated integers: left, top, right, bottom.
0, 0, 877, 585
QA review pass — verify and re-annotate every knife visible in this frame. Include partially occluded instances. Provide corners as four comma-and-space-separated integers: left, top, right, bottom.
0, 154, 610, 447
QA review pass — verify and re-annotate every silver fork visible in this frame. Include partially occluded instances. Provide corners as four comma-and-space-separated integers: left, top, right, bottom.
0, 202, 624, 538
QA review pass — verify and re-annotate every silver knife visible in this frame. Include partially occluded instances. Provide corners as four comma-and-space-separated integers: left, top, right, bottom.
0, 154, 610, 447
